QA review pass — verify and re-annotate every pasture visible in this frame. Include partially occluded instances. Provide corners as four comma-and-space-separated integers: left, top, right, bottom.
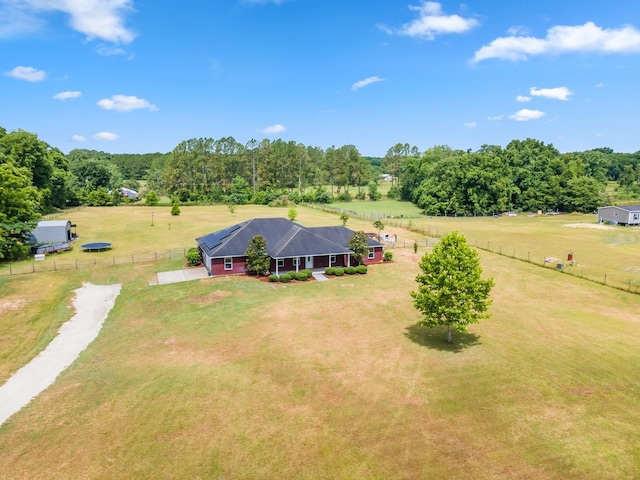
0, 205, 639, 479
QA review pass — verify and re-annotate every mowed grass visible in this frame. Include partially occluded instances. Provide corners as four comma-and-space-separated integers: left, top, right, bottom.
0, 206, 639, 478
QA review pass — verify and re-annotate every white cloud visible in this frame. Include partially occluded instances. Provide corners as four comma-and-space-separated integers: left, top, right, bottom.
97, 94, 157, 112
261, 124, 286, 134
93, 131, 120, 141
464, 121, 477, 128
351, 76, 385, 91
5, 65, 45, 82
96, 44, 128, 56
473, 22, 640, 63
71, 134, 86, 142
53, 90, 81, 100
509, 109, 545, 122
595, 82, 607, 88
487, 115, 503, 121
380, 1, 479, 40
507, 25, 529, 36
516, 95, 531, 102
0, 0, 136, 44
530, 86, 573, 101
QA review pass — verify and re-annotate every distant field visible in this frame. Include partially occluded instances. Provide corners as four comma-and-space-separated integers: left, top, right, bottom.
0, 204, 639, 478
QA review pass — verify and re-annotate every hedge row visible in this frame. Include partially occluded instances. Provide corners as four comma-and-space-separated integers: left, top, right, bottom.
268, 269, 313, 283
325, 265, 367, 275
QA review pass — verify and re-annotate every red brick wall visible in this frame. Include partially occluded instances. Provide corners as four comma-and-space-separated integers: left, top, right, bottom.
210, 257, 247, 276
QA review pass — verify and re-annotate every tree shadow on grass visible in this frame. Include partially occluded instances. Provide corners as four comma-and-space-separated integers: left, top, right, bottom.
404, 324, 481, 352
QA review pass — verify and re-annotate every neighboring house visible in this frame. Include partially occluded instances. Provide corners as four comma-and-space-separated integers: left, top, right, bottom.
28, 220, 76, 244
196, 217, 385, 276
597, 205, 640, 226
119, 187, 138, 199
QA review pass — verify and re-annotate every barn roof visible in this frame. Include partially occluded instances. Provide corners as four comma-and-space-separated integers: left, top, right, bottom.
196, 218, 382, 258
618, 205, 640, 212
36, 220, 71, 228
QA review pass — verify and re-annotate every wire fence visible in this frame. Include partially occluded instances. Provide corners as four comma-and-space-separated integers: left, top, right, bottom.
312, 206, 640, 295
0, 248, 189, 277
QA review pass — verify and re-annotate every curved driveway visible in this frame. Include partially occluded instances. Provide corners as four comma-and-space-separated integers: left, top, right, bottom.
0, 283, 121, 426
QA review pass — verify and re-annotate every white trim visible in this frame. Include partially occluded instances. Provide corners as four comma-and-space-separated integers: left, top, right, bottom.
224, 257, 233, 270
277, 258, 284, 268
367, 248, 375, 259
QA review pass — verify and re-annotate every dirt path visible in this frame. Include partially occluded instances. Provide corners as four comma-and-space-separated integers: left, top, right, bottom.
0, 282, 121, 426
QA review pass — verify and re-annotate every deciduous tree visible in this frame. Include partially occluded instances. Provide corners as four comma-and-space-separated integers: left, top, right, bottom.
245, 235, 270, 276
411, 232, 494, 342
348, 230, 368, 265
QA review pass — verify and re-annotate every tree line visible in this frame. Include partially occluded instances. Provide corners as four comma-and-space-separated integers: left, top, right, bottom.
400, 139, 640, 214
2, 124, 640, 260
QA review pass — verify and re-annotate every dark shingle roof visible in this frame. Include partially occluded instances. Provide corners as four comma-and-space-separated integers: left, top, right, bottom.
196, 218, 379, 258
618, 205, 640, 212
309, 226, 384, 248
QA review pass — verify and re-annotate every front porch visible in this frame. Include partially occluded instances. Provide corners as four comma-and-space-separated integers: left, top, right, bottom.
270, 253, 351, 276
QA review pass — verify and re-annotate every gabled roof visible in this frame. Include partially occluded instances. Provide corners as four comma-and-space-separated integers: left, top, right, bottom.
196, 218, 381, 258
309, 226, 384, 248
619, 205, 640, 212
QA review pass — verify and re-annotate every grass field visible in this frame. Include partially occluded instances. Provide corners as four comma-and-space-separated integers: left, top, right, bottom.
0, 205, 639, 479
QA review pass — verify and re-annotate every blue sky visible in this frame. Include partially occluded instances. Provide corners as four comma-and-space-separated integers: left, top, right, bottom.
2, 1, 640, 157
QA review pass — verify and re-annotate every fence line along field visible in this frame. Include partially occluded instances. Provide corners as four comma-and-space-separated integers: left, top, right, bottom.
0, 205, 639, 479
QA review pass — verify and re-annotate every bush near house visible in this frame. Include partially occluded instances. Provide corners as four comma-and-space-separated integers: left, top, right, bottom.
186, 247, 201, 266
356, 265, 368, 274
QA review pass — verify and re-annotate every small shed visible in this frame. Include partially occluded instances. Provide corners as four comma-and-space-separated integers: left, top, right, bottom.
29, 220, 75, 244
597, 205, 640, 226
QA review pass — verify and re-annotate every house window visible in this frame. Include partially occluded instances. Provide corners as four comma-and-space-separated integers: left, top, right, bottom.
224, 257, 233, 270
368, 248, 375, 259
277, 258, 284, 268
293, 257, 299, 267
330, 255, 336, 264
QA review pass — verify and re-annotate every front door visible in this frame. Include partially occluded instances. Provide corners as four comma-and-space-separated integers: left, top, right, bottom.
305, 256, 313, 269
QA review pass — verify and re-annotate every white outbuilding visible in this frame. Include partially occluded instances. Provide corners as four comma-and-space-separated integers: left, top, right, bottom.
597, 205, 640, 226
29, 220, 75, 244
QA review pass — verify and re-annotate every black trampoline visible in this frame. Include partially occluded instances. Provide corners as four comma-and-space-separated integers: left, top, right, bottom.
81, 242, 112, 252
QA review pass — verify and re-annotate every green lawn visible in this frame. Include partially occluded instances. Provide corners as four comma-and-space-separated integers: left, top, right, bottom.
0, 205, 639, 479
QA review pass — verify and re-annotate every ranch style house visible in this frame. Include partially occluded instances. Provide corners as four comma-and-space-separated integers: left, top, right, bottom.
597, 205, 640, 226
196, 217, 385, 277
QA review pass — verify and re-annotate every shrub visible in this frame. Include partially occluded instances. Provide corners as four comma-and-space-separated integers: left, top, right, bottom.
387, 185, 401, 199
269, 195, 292, 208
335, 191, 352, 202
383, 251, 393, 262
301, 269, 312, 277
171, 202, 181, 216
145, 190, 159, 206
325, 267, 336, 276
345, 266, 357, 275
186, 247, 201, 266
279, 273, 292, 283
334, 267, 344, 276
268, 274, 279, 282
295, 272, 308, 281
356, 265, 368, 274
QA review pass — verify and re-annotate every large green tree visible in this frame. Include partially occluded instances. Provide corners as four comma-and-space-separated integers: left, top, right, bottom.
0, 159, 41, 260
411, 232, 494, 343
245, 235, 270, 276
348, 230, 368, 265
